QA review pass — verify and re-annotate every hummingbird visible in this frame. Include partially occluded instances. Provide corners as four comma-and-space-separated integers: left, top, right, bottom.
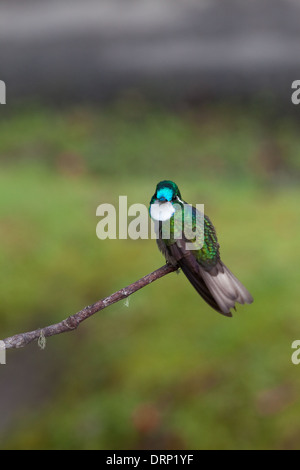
149, 180, 253, 317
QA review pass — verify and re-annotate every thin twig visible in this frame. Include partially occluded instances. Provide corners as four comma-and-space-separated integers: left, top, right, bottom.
1, 264, 178, 350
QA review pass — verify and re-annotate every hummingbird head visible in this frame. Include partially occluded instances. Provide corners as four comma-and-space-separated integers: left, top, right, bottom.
153, 180, 182, 203
149, 180, 183, 221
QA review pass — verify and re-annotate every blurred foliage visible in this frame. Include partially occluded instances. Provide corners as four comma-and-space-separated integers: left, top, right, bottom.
0, 99, 300, 449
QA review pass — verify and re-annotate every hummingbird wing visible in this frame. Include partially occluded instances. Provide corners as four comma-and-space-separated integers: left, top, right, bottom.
165, 205, 253, 316
172, 240, 229, 315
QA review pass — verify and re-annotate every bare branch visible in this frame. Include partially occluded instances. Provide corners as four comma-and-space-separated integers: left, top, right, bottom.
1, 263, 178, 350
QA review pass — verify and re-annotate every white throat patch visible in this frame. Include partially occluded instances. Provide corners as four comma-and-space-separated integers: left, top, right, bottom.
150, 202, 175, 221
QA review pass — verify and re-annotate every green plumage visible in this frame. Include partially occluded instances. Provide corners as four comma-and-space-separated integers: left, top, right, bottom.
159, 204, 219, 268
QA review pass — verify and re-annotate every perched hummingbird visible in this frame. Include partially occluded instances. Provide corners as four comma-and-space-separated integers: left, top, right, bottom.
149, 180, 253, 317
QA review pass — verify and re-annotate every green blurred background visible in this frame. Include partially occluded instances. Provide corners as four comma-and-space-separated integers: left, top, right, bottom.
1, 0, 300, 450
1, 99, 300, 450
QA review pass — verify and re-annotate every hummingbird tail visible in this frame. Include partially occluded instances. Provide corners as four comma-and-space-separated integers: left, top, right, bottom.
199, 261, 253, 315
178, 259, 232, 317
166, 239, 253, 316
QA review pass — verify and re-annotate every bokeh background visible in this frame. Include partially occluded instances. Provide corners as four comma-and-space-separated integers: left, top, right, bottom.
0, 0, 300, 450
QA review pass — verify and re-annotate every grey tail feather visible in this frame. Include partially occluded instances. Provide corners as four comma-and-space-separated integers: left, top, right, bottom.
199, 261, 253, 315
178, 260, 233, 317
